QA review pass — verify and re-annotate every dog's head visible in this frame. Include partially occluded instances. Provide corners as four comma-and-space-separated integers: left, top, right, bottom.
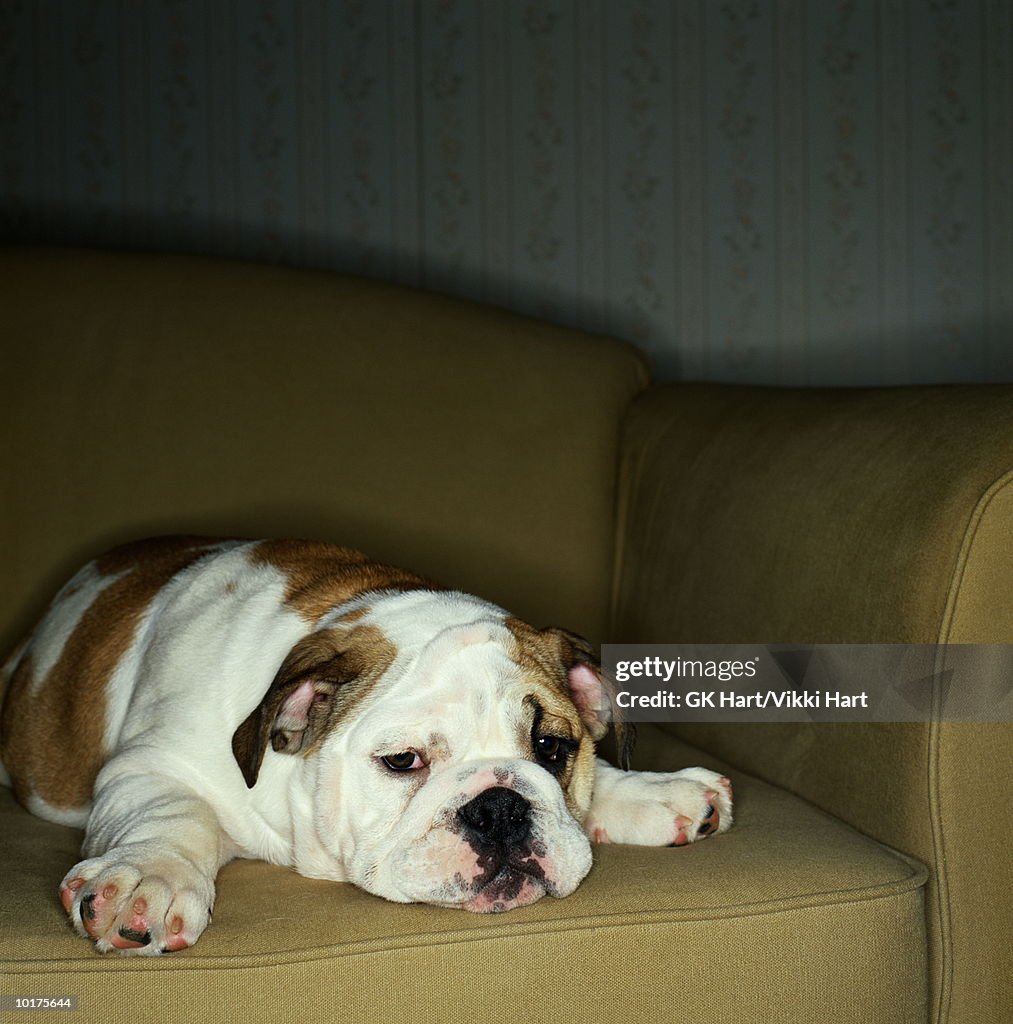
231, 593, 628, 912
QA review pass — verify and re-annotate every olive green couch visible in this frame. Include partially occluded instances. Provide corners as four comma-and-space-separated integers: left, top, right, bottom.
1, 247, 1010, 1024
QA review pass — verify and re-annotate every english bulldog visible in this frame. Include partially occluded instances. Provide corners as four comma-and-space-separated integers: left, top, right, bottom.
0, 537, 733, 955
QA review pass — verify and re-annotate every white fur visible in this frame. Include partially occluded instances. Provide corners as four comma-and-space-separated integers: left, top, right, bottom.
26, 791, 89, 828
585, 761, 733, 846
27, 565, 127, 696
100, 539, 251, 753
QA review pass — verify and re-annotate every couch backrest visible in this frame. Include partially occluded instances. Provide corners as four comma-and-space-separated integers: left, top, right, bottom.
0, 247, 647, 652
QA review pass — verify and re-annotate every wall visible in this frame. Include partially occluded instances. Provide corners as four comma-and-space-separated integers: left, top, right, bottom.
1, 0, 1011, 384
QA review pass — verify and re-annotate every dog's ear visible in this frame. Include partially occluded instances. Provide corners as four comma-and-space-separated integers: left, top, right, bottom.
537, 626, 635, 770
231, 627, 389, 788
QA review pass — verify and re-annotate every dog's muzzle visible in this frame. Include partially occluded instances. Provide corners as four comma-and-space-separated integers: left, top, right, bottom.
455, 786, 550, 910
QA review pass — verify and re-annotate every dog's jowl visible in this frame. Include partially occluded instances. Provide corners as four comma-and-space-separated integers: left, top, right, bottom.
0, 537, 733, 955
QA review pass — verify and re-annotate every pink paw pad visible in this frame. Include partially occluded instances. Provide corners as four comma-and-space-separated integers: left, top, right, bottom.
110, 926, 150, 950
110, 898, 152, 950
77, 888, 113, 939
161, 916, 190, 953
59, 877, 85, 913
669, 815, 693, 846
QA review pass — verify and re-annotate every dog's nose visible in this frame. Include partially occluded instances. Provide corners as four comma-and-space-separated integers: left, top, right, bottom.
457, 787, 532, 848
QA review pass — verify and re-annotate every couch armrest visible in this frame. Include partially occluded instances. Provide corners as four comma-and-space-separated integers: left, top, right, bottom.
611, 383, 1013, 1024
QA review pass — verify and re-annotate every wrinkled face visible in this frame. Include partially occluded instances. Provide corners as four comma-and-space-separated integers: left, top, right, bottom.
309, 623, 598, 913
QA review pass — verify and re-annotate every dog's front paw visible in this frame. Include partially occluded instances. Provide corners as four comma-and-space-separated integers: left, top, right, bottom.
59, 849, 214, 955
586, 767, 733, 847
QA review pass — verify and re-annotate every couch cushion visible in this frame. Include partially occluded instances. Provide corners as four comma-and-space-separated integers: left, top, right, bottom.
0, 246, 648, 650
0, 733, 927, 1024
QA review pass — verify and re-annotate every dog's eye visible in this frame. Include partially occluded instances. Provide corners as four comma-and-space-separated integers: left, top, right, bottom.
534, 735, 567, 765
381, 751, 425, 772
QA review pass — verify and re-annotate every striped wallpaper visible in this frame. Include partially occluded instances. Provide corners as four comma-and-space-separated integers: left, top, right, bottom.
1, 0, 1011, 384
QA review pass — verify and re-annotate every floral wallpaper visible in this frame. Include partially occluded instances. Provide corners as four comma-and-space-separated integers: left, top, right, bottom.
1, 0, 1010, 384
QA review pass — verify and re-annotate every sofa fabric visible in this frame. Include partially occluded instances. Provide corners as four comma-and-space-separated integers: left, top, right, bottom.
611, 382, 1013, 646
0, 246, 647, 653
611, 383, 1013, 1024
2, 248, 1007, 1023
0, 733, 928, 1024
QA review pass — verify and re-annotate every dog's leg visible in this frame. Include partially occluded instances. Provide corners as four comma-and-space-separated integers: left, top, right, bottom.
583, 758, 733, 846
58, 769, 229, 955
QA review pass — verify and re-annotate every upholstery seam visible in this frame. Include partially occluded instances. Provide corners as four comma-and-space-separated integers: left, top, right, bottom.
5, 871, 928, 974
938, 468, 1013, 644
932, 468, 1013, 1024
607, 382, 651, 639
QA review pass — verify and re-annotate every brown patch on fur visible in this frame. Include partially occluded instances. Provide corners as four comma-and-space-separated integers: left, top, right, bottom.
521, 689, 590, 816
505, 617, 633, 818
92, 535, 220, 576
231, 624, 396, 787
506, 618, 574, 692
0, 537, 218, 811
250, 539, 440, 624
504, 619, 598, 817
